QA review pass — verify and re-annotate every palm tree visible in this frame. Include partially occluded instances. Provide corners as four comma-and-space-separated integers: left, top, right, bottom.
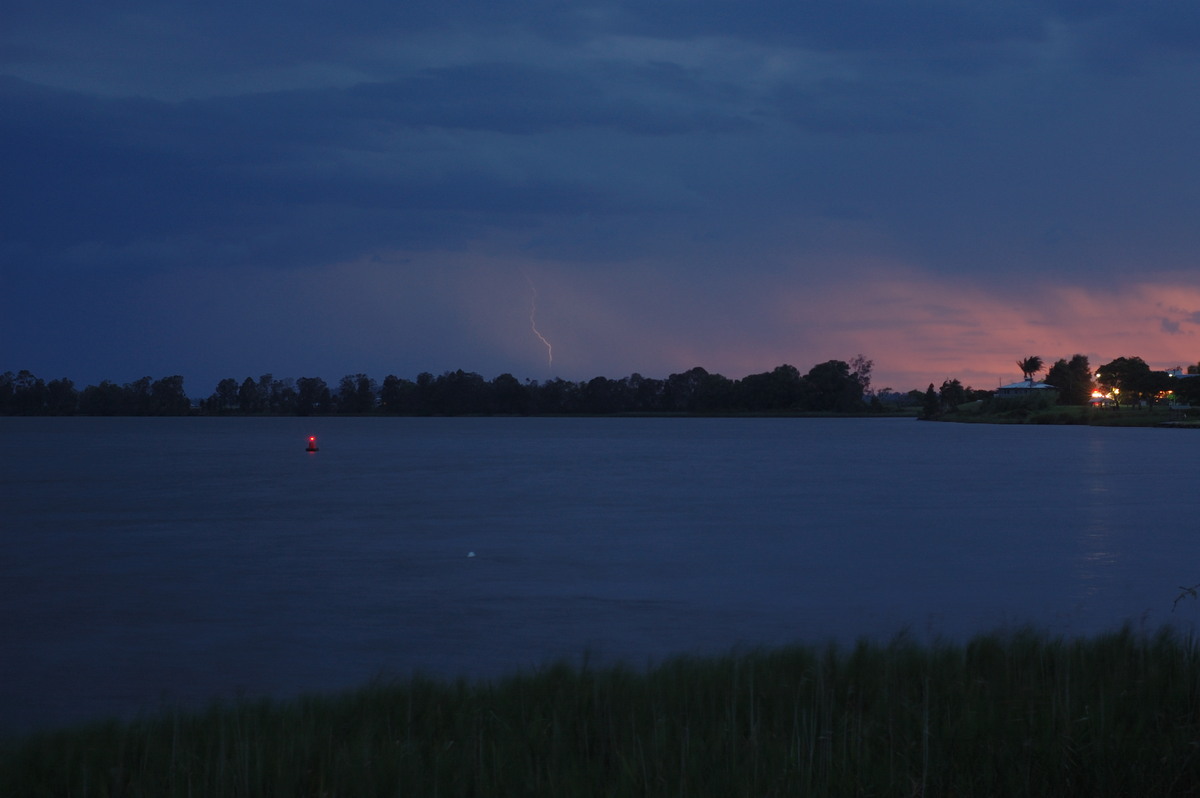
1017, 355, 1044, 383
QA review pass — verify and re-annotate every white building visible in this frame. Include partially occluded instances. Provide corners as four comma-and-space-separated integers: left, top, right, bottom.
995, 378, 1059, 398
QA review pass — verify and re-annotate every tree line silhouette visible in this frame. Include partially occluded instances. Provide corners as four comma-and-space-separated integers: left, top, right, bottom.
7, 353, 1192, 417
0, 358, 886, 416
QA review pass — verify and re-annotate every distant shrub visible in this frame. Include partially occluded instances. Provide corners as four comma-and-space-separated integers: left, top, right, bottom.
984, 392, 1058, 415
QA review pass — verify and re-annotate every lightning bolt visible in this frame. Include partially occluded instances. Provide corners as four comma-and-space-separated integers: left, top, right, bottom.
524, 271, 553, 369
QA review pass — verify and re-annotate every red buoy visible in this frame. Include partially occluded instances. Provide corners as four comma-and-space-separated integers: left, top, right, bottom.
306, 436, 319, 452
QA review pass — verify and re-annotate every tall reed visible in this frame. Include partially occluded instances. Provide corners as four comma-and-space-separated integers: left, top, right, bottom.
4, 626, 1200, 796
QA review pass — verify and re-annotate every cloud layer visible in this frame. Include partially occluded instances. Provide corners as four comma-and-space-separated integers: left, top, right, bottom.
4, 3, 1200, 391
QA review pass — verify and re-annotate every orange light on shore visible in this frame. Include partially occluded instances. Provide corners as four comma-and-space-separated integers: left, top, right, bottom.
306, 436, 319, 452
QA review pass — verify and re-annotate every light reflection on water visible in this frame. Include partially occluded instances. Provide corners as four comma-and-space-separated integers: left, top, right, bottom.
2, 416, 1198, 734
1077, 432, 1119, 599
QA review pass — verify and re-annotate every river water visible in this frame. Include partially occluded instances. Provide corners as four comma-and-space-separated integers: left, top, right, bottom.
2, 416, 1198, 734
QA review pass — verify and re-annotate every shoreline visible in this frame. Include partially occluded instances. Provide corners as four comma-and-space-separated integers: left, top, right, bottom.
928, 403, 1199, 428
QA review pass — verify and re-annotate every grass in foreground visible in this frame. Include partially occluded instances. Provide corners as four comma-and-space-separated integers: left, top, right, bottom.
5, 627, 1200, 797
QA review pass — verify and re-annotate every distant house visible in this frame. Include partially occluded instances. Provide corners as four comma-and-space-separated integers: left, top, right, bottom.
996, 378, 1059, 398
1166, 367, 1200, 408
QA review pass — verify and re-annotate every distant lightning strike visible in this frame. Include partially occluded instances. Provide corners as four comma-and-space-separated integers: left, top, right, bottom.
524, 271, 554, 369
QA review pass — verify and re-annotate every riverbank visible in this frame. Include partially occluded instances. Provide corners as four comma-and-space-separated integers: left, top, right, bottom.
933, 403, 1200, 427
5, 627, 1199, 797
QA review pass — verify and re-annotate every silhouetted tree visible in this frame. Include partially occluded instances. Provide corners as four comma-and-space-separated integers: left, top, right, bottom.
623, 373, 664, 412
939, 378, 968, 411
578, 376, 617, 413
532, 377, 579, 414
695, 371, 735, 412
920, 383, 940, 419
662, 367, 734, 412
801, 360, 863, 412
414, 372, 437, 415
1096, 357, 1153, 405
1017, 356, 1044, 382
663, 367, 708, 412
78, 380, 124, 415
208, 378, 240, 413
1145, 370, 1176, 407
238, 377, 266, 414
850, 354, 873, 396
736, 365, 802, 411
1043, 354, 1093, 405
296, 376, 331, 415
9, 370, 48, 414
0, 372, 13, 413
124, 377, 154, 415
336, 373, 376, 414
150, 376, 190, 415
266, 377, 298, 414
45, 378, 78, 415
433, 370, 488, 415
379, 374, 417, 414
490, 373, 531, 415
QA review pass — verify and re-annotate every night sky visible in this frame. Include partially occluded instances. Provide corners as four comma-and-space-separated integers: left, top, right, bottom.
5, 2, 1200, 395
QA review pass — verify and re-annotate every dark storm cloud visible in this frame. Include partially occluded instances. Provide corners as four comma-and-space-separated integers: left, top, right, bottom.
2, 57, 747, 270
616, 1, 1200, 59
337, 62, 750, 136
5, 2, 1199, 274
766, 76, 959, 136
8, 2, 1200, 83
5, 1, 1200, 390
613, 0, 1043, 52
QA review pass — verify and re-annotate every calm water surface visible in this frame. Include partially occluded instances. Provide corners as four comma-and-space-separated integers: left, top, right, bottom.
3, 416, 1198, 734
